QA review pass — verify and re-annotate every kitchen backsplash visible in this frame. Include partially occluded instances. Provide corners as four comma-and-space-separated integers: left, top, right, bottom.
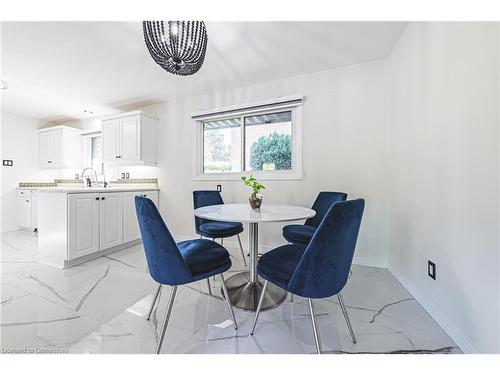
19, 178, 158, 188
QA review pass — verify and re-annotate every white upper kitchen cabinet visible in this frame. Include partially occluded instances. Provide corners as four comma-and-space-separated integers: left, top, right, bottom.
101, 111, 157, 166
102, 118, 120, 162
39, 126, 82, 169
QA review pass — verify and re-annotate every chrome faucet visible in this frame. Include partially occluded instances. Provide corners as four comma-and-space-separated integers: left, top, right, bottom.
81, 167, 98, 187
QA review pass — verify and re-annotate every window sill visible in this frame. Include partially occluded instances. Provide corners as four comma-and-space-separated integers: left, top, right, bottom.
192, 171, 302, 181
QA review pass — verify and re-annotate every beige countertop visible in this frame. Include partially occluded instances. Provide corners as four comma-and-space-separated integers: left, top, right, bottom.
18, 185, 159, 193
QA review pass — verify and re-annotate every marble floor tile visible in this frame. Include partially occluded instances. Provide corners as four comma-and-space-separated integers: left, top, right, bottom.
1, 230, 461, 354
0, 293, 100, 349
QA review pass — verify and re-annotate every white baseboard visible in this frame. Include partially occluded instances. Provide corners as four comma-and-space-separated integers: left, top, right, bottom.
352, 255, 387, 268
388, 264, 479, 354
1, 226, 20, 234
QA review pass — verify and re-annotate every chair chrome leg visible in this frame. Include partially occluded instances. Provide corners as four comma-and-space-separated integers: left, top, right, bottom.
147, 284, 162, 321
250, 280, 268, 335
206, 278, 212, 296
212, 238, 217, 281
156, 285, 177, 354
308, 298, 322, 354
221, 238, 224, 246
338, 293, 356, 344
220, 274, 238, 330
236, 234, 247, 267
289, 293, 294, 303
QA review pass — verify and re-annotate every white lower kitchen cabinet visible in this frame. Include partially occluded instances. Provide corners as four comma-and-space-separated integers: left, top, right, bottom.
68, 193, 100, 259
39, 188, 159, 268
18, 194, 32, 228
123, 190, 159, 243
17, 189, 38, 230
99, 192, 124, 250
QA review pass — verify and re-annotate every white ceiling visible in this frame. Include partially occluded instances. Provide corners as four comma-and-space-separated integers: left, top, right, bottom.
1, 22, 406, 122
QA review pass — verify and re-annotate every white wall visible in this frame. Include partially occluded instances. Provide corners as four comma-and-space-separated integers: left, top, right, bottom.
141, 59, 390, 267
1, 112, 45, 231
0, 112, 85, 231
387, 23, 499, 353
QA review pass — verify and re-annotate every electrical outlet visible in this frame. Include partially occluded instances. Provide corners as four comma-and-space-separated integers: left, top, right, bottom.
428, 260, 436, 280
121, 173, 126, 179
217, 184, 222, 192
75, 174, 79, 179
2, 159, 13, 166
126, 173, 130, 179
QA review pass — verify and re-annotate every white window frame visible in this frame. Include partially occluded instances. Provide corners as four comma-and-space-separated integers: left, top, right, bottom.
81, 130, 103, 173
192, 96, 303, 181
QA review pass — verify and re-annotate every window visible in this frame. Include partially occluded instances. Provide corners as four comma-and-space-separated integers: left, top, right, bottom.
194, 96, 302, 180
90, 136, 102, 172
82, 132, 103, 174
244, 111, 292, 172
203, 117, 241, 174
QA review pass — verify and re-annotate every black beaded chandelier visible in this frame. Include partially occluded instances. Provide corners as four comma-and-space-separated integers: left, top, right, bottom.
143, 21, 208, 76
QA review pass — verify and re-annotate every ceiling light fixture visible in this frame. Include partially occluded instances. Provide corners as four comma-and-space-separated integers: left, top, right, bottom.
142, 21, 208, 76
0, 80, 8, 90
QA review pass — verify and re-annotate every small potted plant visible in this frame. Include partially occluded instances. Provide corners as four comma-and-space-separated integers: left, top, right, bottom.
241, 175, 265, 209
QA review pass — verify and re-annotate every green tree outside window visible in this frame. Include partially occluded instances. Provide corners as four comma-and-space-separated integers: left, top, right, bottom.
249, 132, 292, 171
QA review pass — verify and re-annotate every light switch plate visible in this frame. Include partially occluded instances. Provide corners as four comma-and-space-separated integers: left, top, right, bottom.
428, 260, 436, 280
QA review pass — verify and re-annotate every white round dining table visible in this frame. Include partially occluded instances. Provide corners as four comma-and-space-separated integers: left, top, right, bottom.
194, 203, 315, 311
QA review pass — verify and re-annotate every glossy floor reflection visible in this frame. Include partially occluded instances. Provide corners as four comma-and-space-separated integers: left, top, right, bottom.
1, 230, 460, 354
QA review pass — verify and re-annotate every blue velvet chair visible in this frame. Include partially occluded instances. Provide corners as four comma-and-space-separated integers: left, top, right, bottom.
193, 190, 247, 270
282, 191, 348, 246
250, 199, 365, 354
135, 196, 238, 354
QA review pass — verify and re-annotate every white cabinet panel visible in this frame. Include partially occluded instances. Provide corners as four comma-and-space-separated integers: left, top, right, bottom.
39, 127, 81, 169
120, 115, 141, 162
49, 129, 63, 166
123, 192, 141, 243
102, 118, 120, 162
99, 192, 123, 251
18, 193, 32, 228
123, 190, 159, 243
39, 132, 51, 168
68, 193, 100, 260
31, 191, 39, 229
39, 129, 63, 168
101, 111, 157, 166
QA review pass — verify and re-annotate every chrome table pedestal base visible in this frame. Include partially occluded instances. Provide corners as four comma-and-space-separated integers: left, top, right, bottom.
221, 221, 286, 311
223, 272, 287, 311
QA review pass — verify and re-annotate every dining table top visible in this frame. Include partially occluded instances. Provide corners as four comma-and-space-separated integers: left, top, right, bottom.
193, 203, 316, 224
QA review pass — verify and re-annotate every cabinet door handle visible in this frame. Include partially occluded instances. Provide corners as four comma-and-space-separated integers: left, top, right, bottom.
95, 197, 100, 200
26, 200, 30, 203
101, 197, 105, 200
47, 160, 52, 164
